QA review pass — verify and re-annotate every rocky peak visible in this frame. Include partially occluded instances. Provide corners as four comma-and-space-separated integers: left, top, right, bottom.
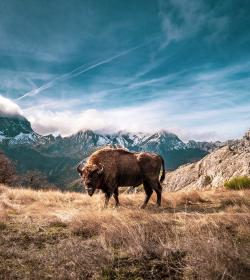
0, 114, 56, 146
0, 114, 33, 137
243, 130, 250, 140
187, 140, 224, 152
226, 130, 250, 153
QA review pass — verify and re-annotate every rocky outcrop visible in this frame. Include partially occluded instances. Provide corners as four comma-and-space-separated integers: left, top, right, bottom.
163, 131, 250, 191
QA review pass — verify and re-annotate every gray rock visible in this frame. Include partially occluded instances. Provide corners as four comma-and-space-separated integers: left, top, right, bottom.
163, 131, 250, 191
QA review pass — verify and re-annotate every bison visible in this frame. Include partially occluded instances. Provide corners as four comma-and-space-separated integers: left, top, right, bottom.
77, 147, 165, 208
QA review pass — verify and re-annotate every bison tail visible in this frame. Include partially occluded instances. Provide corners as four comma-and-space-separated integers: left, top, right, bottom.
159, 155, 165, 183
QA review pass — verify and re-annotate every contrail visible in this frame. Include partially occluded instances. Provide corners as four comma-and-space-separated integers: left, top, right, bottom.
16, 41, 151, 101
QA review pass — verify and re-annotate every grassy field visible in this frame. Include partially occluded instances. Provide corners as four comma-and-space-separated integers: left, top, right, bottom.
0, 184, 250, 280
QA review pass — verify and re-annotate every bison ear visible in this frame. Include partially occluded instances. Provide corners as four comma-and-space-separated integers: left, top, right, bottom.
97, 164, 104, 175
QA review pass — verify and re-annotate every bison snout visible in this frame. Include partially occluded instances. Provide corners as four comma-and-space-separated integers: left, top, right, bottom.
85, 183, 95, 196
87, 188, 95, 196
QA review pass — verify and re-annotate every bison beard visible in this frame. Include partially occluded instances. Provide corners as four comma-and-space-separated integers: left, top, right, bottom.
77, 148, 165, 208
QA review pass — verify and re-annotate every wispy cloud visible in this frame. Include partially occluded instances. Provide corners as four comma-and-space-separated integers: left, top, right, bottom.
0, 69, 56, 98
26, 61, 249, 140
16, 41, 151, 101
158, 0, 228, 47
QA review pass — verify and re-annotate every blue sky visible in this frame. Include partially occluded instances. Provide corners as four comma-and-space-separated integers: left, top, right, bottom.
0, 0, 250, 140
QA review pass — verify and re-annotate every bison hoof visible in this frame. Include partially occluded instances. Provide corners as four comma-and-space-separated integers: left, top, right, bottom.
140, 204, 146, 209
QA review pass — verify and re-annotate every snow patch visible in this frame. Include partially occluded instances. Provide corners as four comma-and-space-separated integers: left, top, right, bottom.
9, 132, 40, 145
0, 135, 7, 143
97, 136, 109, 146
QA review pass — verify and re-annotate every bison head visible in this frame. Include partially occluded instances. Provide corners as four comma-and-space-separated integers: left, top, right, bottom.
77, 163, 104, 196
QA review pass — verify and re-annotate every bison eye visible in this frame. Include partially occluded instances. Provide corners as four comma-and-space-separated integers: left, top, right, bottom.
91, 172, 98, 179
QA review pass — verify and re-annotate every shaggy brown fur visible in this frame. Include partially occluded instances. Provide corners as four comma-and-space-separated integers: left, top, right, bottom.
77, 148, 165, 208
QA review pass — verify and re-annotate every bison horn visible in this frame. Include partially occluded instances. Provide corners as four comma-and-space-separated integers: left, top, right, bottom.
77, 162, 84, 175
97, 164, 104, 174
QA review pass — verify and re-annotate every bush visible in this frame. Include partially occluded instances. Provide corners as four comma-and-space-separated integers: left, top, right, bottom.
224, 176, 250, 190
20, 170, 53, 190
0, 150, 16, 185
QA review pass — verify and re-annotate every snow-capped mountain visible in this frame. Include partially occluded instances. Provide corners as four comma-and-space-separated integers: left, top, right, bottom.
62, 129, 219, 156
0, 114, 221, 153
0, 115, 55, 145
0, 114, 32, 137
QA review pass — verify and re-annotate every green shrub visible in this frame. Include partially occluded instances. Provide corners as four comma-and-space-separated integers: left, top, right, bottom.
224, 176, 250, 190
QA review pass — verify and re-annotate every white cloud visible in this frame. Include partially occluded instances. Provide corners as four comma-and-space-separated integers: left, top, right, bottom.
22, 97, 250, 141
0, 95, 23, 116
0, 94, 249, 142
24, 101, 166, 136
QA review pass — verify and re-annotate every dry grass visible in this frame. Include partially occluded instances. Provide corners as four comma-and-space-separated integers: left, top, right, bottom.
0, 184, 250, 280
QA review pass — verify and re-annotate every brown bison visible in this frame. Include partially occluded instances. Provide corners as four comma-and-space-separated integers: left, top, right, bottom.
77, 147, 165, 208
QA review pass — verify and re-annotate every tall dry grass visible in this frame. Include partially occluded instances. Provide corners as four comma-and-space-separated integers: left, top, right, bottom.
0, 184, 249, 279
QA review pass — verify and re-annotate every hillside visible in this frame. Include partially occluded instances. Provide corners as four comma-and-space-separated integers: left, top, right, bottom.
0, 185, 249, 279
163, 131, 250, 191
0, 113, 220, 188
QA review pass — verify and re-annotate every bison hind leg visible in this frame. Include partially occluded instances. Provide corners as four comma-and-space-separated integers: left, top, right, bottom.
141, 181, 153, 209
147, 180, 162, 207
113, 188, 120, 207
154, 181, 162, 207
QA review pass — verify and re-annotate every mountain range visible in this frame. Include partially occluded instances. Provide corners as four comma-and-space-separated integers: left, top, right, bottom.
0, 113, 223, 189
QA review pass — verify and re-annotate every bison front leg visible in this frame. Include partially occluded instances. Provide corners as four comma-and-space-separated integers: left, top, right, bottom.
104, 192, 111, 208
113, 188, 120, 207
141, 181, 153, 209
